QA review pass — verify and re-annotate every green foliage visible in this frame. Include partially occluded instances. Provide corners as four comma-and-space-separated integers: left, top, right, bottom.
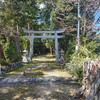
65, 38, 75, 62
66, 38, 100, 82
82, 37, 100, 58
45, 39, 54, 49
51, 0, 77, 31
20, 36, 29, 51
67, 55, 84, 81
3, 37, 18, 62
0, 59, 5, 65
0, 0, 99, 82
0, 59, 10, 66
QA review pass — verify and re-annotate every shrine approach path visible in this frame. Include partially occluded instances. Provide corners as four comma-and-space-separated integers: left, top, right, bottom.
0, 54, 81, 100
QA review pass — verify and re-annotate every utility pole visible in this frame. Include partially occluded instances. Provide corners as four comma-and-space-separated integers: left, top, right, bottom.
77, 0, 81, 56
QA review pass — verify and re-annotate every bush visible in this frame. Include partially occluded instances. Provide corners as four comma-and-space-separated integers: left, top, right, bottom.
3, 37, 18, 62
67, 54, 85, 81
0, 59, 10, 66
66, 39, 100, 82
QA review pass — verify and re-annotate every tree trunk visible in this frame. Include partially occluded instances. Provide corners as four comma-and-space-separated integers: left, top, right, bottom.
83, 60, 100, 100
50, 46, 53, 55
82, 2, 86, 37
0, 44, 5, 60
14, 33, 20, 57
14, 25, 21, 59
74, 60, 100, 100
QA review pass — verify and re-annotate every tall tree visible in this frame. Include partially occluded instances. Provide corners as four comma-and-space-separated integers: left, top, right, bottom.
0, 0, 39, 61
81, 0, 100, 39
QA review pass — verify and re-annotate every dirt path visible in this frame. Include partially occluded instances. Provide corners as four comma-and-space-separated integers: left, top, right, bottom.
0, 83, 80, 100
0, 55, 81, 100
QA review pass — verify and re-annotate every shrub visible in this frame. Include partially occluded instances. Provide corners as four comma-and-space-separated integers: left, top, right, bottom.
3, 37, 18, 62
0, 59, 10, 66
66, 39, 100, 82
67, 54, 85, 81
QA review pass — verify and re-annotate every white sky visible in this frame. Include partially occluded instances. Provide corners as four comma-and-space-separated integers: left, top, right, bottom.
39, 3, 45, 9
0, 0, 4, 2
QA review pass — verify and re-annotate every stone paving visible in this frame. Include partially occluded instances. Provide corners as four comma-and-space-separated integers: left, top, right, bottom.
0, 62, 79, 85
0, 76, 79, 85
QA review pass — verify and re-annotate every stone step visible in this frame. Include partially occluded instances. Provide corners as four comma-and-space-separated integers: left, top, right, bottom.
0, 77, 79, 85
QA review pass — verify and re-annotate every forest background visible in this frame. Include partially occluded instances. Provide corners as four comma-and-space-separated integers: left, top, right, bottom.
0, 0, 100, 81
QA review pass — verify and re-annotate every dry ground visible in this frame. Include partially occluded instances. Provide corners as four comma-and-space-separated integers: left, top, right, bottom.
0, 83, 81, 100
0, 54, 81, 100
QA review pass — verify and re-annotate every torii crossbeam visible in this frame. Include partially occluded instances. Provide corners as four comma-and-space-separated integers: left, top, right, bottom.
23, 28, 65, 62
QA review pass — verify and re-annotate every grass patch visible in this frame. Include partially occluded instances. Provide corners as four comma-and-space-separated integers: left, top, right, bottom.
32, 68, 44, 73
6, 62, 37, 76
32, 54, 56, 63
26, 71, 44, 78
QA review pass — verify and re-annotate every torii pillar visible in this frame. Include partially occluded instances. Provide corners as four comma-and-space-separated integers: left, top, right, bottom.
55, 32, 59, 62
29, 34, 34, 61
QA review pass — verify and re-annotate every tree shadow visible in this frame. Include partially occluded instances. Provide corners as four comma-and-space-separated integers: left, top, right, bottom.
0, 79, 81, 100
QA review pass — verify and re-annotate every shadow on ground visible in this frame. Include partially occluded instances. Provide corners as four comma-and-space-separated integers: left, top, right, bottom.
0, 82, 81, 100
0, 54, 81, 100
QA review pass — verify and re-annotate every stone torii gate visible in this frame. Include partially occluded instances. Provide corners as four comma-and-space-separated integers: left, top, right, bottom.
23, 29, 65, 62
